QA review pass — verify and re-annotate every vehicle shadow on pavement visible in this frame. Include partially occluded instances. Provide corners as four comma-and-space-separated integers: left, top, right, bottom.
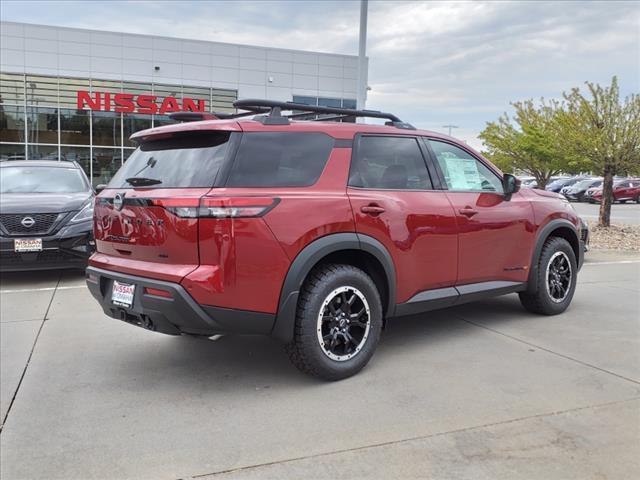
106, 295, 529, 387
108, 333, 322, 387
380, 294, 524, 347
0, 270, 62, 287
0, 268, 85, 289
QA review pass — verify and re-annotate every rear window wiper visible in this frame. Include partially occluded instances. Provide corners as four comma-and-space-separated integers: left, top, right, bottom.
125, 177, 162, 186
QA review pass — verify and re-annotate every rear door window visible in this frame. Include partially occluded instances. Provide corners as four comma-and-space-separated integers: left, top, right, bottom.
349, 136, 432, 190
108, 132, 231, 188
225, 132, 334, 187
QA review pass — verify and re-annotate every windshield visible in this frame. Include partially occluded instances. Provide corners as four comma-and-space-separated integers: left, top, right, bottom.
575, 179, 597, 189
548, 178, 569, 188
0, 166, 88, 193
109, 132, 231, 188
563, 178, 582, 186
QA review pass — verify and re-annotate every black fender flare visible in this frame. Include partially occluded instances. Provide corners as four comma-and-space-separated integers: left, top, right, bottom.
526, 218, 580, 294
270, 233, 396, 343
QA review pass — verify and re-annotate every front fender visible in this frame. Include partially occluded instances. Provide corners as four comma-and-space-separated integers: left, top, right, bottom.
527, 218, 581, 294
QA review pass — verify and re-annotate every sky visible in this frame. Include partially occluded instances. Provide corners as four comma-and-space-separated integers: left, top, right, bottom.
2, 0, 639, 149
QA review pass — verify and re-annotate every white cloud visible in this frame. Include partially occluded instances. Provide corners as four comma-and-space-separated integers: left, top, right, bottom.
2, 0, 638, 146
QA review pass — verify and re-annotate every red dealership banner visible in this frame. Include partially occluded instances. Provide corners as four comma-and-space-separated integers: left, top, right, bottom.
77, 91, 206, 115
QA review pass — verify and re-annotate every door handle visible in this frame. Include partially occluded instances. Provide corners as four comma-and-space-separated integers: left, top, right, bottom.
458, 207, 478, 218
361, 204, 386, 215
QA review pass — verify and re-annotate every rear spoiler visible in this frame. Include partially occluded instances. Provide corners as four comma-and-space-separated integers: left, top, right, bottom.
169, 107, 271, 123
169, 112, 220, 122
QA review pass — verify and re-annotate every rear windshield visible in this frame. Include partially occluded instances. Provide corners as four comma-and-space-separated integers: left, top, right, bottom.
108, 132, 231, 188
0, 166, 88, 193
226, 132, 334, 187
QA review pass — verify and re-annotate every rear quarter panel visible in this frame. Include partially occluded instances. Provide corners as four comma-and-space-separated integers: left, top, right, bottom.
184, 146, 355, 314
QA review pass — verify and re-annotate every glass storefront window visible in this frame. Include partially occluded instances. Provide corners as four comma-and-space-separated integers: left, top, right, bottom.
92, 147, 123, 186
318, 97, 342, 108
1, 73, 238, 182
0, 143, 26, 161
152, 115, 177, 128
59, 77, 90, 108
92, 111, 121, 146
28, 144, 59, 160
123, 114, 152, 147
293, 95, 318, 106
60, 109, 90, 145
26, 107, 58, 144
153, 84, 181, 104
1, 73, 25, 104
0, 105, 26, 143
60, 146, 91, 179
342, 99, 357, 109
212, 88, 236, 113
26, 75, 59, 107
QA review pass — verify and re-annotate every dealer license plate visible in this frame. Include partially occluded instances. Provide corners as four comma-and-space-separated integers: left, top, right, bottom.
112, 281, 135, 308
14, 238, 42, 252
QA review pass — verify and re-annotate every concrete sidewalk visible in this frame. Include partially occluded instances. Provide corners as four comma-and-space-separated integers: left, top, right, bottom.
1, 251, 639, 479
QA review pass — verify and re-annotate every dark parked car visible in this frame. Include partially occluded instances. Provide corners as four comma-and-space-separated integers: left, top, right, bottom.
0, 160, 95, 271
544, 177, 570, 192
86, 99, 585, 380
548, 177, 586, 194
564, 178, 602, 202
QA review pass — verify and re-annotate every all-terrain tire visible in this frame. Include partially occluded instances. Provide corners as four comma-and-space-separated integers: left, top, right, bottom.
519, 237, 577, 315
285, 264, 383, 381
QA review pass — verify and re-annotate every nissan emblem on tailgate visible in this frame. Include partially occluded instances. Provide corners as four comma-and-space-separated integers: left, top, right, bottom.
114, 193, 125, 211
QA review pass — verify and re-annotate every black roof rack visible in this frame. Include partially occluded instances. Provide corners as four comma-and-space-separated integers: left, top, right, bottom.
233, 99, 415, 129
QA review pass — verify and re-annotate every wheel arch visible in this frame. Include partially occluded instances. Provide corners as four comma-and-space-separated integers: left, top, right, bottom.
271, 233, 396, 343
527, 219, 581, 294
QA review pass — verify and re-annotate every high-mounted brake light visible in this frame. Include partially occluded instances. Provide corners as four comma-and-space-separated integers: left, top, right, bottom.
158, 197, 279, 218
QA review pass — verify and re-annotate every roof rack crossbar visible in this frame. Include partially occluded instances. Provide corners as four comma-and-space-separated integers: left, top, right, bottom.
233, 99, 413, 128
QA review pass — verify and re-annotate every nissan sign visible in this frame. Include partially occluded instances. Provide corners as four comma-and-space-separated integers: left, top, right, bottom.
77, 90, 206, 115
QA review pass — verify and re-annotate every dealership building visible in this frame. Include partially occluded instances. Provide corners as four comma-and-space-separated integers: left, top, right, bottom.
0, 21, 365, 184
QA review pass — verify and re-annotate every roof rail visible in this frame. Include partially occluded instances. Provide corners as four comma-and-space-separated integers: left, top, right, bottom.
233, 99, 415, 129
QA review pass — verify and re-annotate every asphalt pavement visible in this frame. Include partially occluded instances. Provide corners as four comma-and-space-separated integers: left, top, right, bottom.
1, 249, 639, 480
571, 201, 640, 225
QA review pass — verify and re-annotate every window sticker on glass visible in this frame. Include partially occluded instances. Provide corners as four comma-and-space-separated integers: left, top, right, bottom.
442, 156, 483, 190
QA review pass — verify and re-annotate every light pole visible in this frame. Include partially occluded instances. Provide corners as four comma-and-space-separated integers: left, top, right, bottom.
356, 0, 368, 110
442, 124, 459, 136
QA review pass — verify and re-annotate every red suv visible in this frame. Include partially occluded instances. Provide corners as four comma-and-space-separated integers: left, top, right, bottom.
589, 179, 640, 203
87, 100, 585, 380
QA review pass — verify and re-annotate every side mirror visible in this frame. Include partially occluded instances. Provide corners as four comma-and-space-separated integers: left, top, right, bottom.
95, 184, 107, 194
503, 174, 520, 200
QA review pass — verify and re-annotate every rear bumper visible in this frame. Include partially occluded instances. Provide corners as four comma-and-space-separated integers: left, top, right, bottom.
86, 266, 275, 336
0, 225, 93, 272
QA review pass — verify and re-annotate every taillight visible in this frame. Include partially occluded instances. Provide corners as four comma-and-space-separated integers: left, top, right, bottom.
198, 197, 280, 218
154, 197, 279, 218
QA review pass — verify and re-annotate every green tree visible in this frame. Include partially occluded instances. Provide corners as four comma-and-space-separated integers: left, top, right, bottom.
557, 77, 640, 227
480, 99, 581, 189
